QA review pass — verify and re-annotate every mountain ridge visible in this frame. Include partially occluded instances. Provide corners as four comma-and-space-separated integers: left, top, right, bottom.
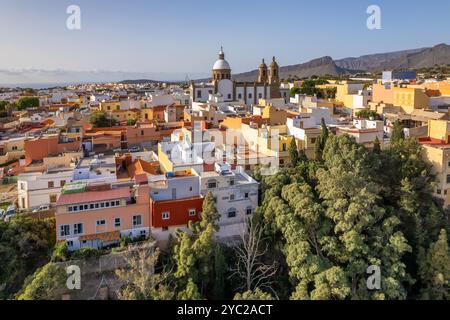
230, 43, 450, 82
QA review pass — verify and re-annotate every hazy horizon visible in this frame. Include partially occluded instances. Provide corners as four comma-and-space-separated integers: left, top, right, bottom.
1, 0, 450, 85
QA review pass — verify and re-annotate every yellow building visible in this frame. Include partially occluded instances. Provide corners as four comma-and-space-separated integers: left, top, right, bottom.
392, 87, 429, 114
241, 120, 293, 168
99, 101, 121, 112
0, 137, 26, 164
110, 109, 140, 122
420, 119, 450, 207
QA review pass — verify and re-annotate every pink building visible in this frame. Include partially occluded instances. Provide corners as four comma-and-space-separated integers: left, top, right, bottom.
56, 183, 150, 250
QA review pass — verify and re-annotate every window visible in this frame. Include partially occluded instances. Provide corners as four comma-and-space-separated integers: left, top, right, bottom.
230, 194, 235, 201
248, 93, 252, 99
437, 189, 442, 195
230, 179, 235, 186
49, 194, 57, 203
96, 219, 106, 226
228, 210, 236, 218
90, 204, 95, 209
12, 146, 18, 151
282, 143, 287, 151
48, 181, 54, 188
84, 204, 88, 210
114, 218, 121, 228
238, 93, 242, 99
245, 192, 249, 199
115, 200, 120, 206
68, 206, 73, 212
258, 93, 262, 99
133, 215, 142, 226
162, 227, 169, 232
67, 241, 74, 247
162, 212, 170, 220
188, 209, 196, 217
246, 208, 252, 215
60, 225, 70, 237
208, 181, 217, 189
227, 94, 232, 100
197, 90, 202, 98
311, 138, 317, 144
447, 174, 450, 184
105, 202, 110, 208
20, 182, 25, 190
60, 180, 66, 187
73, 223, 83, 235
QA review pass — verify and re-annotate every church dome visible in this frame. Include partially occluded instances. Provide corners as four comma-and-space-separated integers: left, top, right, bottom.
213, 59, 231, 70
213, 47, 231, 70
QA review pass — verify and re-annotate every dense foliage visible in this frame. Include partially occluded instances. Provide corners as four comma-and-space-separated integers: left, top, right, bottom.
90, 112, 117, 128
17, 97, 39, 111
255, 133, 449, 299
0, 216, 56, 299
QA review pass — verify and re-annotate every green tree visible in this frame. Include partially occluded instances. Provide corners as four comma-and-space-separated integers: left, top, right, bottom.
234, 288, 274, 300
260, 135, 412, 300
288, 138, 299, 167
390, 120, 405, 146
373, 136, 381, 154
90, 112, 117, 128
127, 118, 137, 126
356, 110, 381, 120
177, 278, 203, 300
173, 192, 220, 298
314, 118, 329, 161
17, 97, 39, 111
16, 263, 66, 300
420, 229, 450, 299
0, 216, 56, 299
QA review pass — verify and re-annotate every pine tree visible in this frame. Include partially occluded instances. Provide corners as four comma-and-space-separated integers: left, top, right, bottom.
373, 136, 381, 154
288, 138, 299, 167
420, 229, 450, 299
173, 192, 220, 298
314, 118, 329, 161
390, 120, 405, 146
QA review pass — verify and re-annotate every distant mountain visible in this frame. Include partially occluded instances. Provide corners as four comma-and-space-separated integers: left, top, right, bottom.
119, 79, 171, 84
229, 43, 450, 82
232, 56, 349, 82
336, 44, 450, 71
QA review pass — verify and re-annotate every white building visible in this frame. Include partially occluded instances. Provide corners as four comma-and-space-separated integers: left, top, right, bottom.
336, 119, 384, 148
199, 163, 259, 241
18, 169, 74, 210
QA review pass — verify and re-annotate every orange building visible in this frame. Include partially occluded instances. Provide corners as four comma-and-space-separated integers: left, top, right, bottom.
24, 135, 81, 166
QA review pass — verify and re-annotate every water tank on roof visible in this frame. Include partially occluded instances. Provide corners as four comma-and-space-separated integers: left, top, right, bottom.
166, 172, 174, 178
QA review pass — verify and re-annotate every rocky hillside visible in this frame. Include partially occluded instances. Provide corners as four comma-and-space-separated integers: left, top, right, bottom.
230, 43, 450, 81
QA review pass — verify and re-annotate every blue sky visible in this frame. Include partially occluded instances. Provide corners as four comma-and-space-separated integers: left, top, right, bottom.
0, 0, 449, 83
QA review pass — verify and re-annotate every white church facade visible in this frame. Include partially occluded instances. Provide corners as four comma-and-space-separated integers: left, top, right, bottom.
190, 48, 283, 106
